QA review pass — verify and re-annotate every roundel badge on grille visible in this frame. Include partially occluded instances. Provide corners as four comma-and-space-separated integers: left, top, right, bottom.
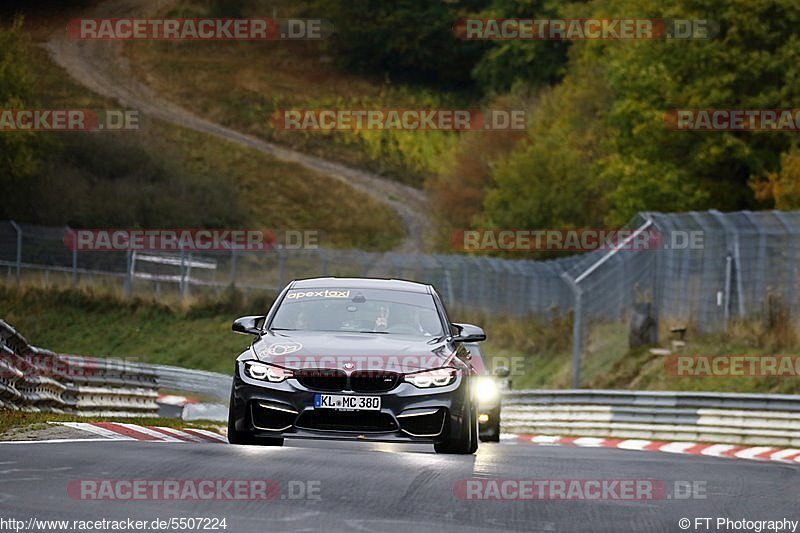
342, 362, 355, 370
266, 342, 303, 356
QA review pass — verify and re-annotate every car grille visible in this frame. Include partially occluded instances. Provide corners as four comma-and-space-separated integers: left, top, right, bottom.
295, 369, 348, 392
350, 371, 400, 393
294, 368, 400, 392
296, 410, 398, 432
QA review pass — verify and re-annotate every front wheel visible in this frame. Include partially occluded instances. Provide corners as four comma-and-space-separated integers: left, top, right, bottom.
227, 387, 284, 446
434, 402, 478, 454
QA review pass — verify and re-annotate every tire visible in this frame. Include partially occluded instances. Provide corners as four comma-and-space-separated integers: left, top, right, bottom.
227, 387, 284, 446
434, 402, 478, 454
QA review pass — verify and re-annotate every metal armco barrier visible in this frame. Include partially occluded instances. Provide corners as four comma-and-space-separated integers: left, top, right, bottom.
131, 363, 231, 403
502, 390, 800, 447
0, 320, 158, 417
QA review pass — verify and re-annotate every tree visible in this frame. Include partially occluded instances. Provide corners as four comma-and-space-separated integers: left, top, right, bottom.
482, 66, 614, 243
470, 0, 571, 93
752, 146, 800, 210
303, 0, 486, 86
0, 16, 38, 181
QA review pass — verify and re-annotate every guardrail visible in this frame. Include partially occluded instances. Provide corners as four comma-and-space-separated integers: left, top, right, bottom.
0, 320, 159, 417
129, 362, 231, 403
502, 390, 800, 447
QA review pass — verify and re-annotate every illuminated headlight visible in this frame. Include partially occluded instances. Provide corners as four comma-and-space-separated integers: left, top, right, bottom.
474, 376, 499, 404
404, 368, 457, 388
245, 362, 293, 383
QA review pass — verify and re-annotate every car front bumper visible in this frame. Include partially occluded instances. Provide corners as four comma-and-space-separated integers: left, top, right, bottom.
230, 362, 472, 444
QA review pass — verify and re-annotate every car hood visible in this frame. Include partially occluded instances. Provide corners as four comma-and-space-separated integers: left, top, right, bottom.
251, 331, 451, 373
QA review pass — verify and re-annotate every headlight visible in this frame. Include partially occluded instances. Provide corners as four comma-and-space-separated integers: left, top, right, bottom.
245, 361, 293, 382
404, 368, 457, 388
474, 376, 499, 403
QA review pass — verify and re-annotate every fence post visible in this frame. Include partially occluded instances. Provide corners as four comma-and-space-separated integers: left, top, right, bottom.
180, 249, 188, 298
318, 248, 328, 276
67, 226, 78, 286
359, 251, 370, 277
444, 265, 455, 306
230, 249, 238, 287
125, 250, 133, 297
9, 220, 21, 284
185, 252, 193, 298
562, 273, 583, 389
277, 248, 286, 290
723, 255, 732, 326
709, 210, 745, 322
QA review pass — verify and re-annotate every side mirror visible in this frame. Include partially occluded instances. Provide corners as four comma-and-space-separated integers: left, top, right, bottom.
494, 366, 510, 378
232, 315, 266, 336
451, 323, 487, 343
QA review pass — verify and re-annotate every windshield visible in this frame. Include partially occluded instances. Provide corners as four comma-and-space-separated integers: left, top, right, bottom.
270, 287, 444, 338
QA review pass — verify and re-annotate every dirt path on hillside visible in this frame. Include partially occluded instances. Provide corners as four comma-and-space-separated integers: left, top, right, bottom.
45, 0, 431, 253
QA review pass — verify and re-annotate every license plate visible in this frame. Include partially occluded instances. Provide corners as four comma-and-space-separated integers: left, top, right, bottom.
314, 394, 381, 411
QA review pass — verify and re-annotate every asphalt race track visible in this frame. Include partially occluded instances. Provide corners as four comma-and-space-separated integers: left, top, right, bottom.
0, 439, 797, 532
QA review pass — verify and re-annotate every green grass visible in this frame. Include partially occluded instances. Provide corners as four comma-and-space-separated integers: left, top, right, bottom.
0, 411, 223, 437
591, 335, 800, 395
1, 284, 256, 374
453, 307, 800, 394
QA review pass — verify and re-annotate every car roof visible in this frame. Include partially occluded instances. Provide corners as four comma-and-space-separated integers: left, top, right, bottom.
289, 277, 431, 293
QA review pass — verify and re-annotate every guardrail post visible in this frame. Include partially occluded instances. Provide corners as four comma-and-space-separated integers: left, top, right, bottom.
9, 220, 21, 284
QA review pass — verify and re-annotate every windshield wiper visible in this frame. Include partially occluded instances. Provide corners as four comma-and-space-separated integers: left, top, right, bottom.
356, 330, 389, 334
270, 327, 298, 331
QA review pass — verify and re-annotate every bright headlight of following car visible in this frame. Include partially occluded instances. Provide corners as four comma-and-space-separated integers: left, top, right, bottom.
474, 376, 499, 404
245, 361, 293, 383
404, 368, 457, 388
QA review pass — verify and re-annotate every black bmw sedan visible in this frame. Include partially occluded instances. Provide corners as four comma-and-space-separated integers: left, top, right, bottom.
227, 277, 487, 454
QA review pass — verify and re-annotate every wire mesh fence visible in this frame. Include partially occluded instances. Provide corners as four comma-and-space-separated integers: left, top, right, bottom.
0, 220, 580, 315
562, 210, 800, 387
1, 209, 799, 387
